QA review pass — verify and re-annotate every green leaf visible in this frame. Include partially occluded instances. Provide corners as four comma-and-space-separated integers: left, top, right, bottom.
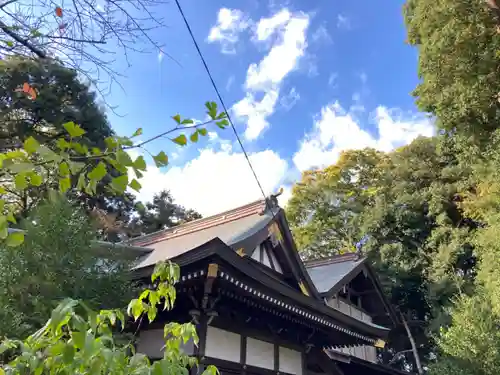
153, 151, 169, 167
133, 155, 147, 171
198, 128, 208, 136
59, 177, 71, 193
5, 40, 13, 47
63, 121, 86, 138
30, 173, 43, 187
23, 136, 40, 154
110, 175, 128, 193
172, 134, 187, 146
190, 131, 199, 143
14, 174, 27, 190
71, 331, 86, 349
6, 212, 16, 224
205, 101, 218, 119
8, 162, 34, 173
182, 119, 194, 125
72, 142, 88, 155
38, 145, 61, 162
132, 128, 143, 137
129, 179, 142, 192
172, 114, 181, 124
6, 232, 24, 247
59, 162, 70, 176
216, 119, 229, 129
116, 149, 133, 167
56, 138, 70, 150
87, 162, 107, 181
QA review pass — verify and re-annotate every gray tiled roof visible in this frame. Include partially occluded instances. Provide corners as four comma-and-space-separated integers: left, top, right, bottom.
306, 256, 365, 294
132, 210, 274, 269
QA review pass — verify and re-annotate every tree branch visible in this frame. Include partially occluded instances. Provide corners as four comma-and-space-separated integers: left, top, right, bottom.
0, 19, 47, 58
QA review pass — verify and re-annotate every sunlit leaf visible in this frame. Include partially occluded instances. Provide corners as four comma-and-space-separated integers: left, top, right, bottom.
129, 179, 142, 192
30, 173, 43, 187
59, 177, 71, 193
133, 155, 147, 171
87, 162, 107, 181
116, 149, 133, 167
216, 119, 229, 129
59, 162, 70, 176
172, 134, 187, 146
14, 174, 27, 190
132, 128, 143, 137
182, 119, 194, 125
63, 121, 86, 138
110, 175, 128, 193
190, 132, 199, 143
23, 136, 40, 154
198, 128, 208, 136
153, 151, 169, 167
172, 114, 181, 124
6, 232, 24, 247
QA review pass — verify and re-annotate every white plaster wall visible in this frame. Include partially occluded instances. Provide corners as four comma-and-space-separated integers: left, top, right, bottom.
246, 337, 274, 370
205, 326, 241, 362
137, 329, 194, 359
279, 346, 302, 375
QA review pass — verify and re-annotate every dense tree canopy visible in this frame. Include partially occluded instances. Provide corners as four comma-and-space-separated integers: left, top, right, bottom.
287, 136, 482, 371
0, 196, 135, 339
404, 0, 500, 137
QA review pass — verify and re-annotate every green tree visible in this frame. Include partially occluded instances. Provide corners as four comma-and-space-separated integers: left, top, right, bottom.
0, 261, 217, 375
404, 0, 500, 137
287, 137, 479, 371
129, 190, 202, 237
0, 196, 135, 339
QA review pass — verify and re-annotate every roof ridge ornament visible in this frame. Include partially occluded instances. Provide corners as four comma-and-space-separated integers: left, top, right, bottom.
261, 187, 283, 215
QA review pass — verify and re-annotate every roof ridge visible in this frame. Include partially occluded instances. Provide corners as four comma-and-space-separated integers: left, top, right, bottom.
304, 252, 363, 268
127, 198, 267, 247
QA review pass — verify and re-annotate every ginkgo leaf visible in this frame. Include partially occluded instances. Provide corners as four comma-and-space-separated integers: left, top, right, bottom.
171, 134, 187, 146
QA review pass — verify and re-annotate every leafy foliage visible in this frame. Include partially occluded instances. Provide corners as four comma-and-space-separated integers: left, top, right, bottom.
0, 197, 135, 339
287, 138, 480, 370
404, 0, 500, 136
0, 261, 218, 375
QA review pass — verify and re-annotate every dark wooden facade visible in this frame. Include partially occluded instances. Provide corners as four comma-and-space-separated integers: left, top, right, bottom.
124, 198, 410, 375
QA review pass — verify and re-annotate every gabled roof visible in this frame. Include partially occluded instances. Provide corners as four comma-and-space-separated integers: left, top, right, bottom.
306, 253, 365, 295
125, 199, 274, 269
305, 253, 399, 326
133, 237, 390, 343
123, 196, 320, 298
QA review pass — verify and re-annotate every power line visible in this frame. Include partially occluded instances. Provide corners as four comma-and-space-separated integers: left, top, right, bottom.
173, 0, 273, 208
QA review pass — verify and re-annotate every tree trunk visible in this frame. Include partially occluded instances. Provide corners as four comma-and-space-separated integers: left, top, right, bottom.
401, 312, 424, 375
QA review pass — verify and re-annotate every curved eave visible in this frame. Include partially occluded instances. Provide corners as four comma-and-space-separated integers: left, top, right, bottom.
132, 237, 390, 340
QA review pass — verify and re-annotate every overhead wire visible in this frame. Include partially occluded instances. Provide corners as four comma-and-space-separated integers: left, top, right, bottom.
173, 0, 277, 211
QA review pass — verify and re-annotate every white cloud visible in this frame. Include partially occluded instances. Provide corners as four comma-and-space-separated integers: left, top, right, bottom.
337, 14, 351, 30
245, 12, 309, 91
232, 9, 310, 140
311, 24, 331, 44
232, 90, 280, 140
293, 102, 435, 172
253, 9, 290, 42
280, 87, 300, 111
130, 148, 288, 216
207, 8, 251, 54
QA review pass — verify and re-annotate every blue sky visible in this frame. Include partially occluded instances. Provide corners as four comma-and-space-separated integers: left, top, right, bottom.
102, 0, 433, 216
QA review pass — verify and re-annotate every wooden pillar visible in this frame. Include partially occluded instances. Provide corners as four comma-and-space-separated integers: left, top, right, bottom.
192, 313, 208, 375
